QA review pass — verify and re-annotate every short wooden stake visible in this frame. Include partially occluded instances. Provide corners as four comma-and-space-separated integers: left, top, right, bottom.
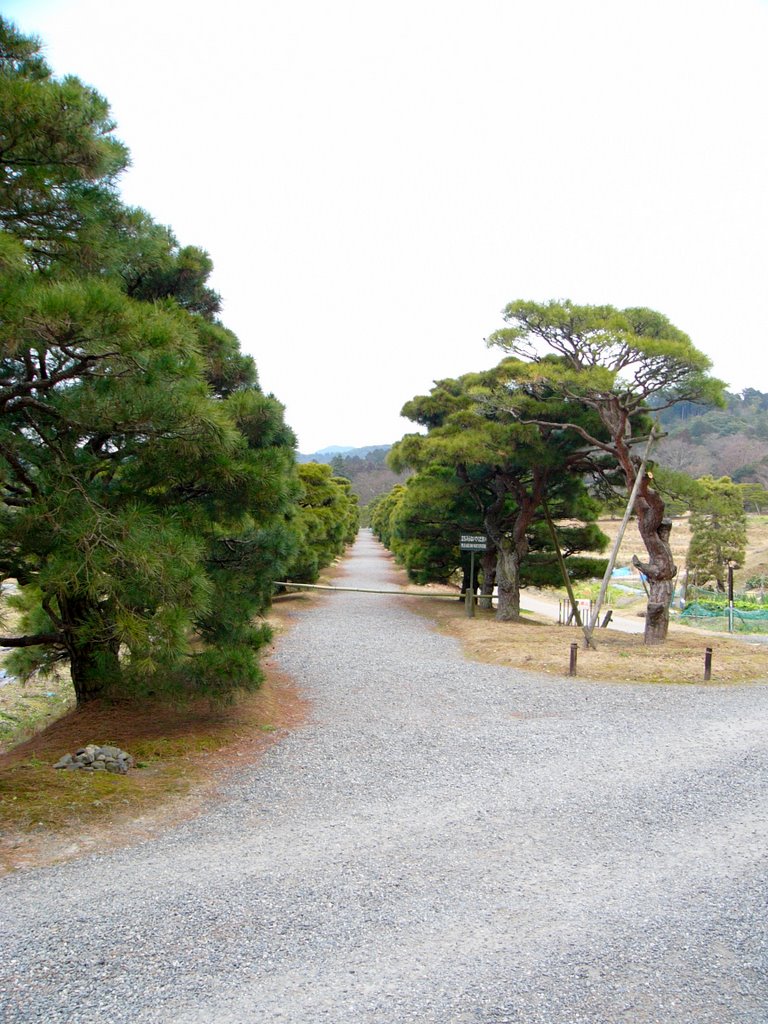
569, 642, 578, 676
704, 646, 713, 681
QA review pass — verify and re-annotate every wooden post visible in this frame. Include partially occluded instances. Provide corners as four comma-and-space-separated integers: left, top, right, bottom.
465, 550, 476, 618
569, 642, 578, 676
704, 646, 713, 681
727, 563, 734, 633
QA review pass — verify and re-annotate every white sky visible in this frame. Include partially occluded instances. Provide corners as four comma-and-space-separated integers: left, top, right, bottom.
6, 0, 768, 452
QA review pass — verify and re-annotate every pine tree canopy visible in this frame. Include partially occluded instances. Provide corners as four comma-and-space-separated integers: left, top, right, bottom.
389, 359, 608, 619
686, 476, 747, 592
0, 17, 307, 704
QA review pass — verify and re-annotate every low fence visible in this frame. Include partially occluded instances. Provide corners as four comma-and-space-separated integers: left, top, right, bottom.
679, 603, 768, 634
558, 598, 594, 625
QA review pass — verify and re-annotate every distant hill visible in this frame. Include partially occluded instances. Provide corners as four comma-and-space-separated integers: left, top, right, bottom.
296, 444, 391, 464
655, 389, 768, 487
296, 445, 410, 505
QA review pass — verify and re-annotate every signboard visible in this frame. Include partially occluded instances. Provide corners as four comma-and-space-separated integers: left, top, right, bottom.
460, 534, 488, 552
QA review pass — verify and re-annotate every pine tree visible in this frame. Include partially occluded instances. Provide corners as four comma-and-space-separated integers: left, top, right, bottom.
687, 477, 747, 591
283, 462, 359, 583
489, 299, 725, 642
0, 19, 300, 703
390, 358, 608, 620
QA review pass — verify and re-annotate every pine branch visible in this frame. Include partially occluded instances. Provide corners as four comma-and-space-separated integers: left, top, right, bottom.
0, 632, 62, 647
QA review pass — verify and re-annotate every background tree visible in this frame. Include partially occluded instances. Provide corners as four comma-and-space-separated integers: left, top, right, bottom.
686, 476, 747, 591
369, 485, 407, 551
390, 359, 608, 619
489, 299, 725, 642
321, 447, 411, 506
738, 481, 768, 515
284, 462, 359, 583
653, 388, 768, 490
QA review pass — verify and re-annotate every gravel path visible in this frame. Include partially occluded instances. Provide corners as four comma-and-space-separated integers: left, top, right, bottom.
2, 530, 767, 1023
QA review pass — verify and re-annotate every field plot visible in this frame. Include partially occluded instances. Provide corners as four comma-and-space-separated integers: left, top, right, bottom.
589, 514, 768, 586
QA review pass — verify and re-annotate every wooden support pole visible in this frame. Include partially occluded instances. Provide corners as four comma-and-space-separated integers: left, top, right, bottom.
542, 499, 582, 628
583, 430, 658, 650
704, 646, 713, 681
274, 582, 458, 598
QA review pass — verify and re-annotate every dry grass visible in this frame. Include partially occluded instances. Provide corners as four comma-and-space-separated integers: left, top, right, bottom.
589, 514, 693, 569
416, 600, 768, 686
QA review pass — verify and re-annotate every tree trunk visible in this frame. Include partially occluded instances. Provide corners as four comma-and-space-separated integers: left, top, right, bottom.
67, 641, 121, 703
611, 428, 676, 645
632, 510, 677, 645
478, 551, 496, 610
57, 595, 121, 704
484, 478, 539, 623
495, 537, 522, 621
643, 575, 675, 644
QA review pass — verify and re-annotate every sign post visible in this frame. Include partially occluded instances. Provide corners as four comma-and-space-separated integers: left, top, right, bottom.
460, 534, 488, 618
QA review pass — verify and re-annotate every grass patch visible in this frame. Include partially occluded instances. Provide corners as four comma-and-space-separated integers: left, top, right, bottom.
0, 671, 75, 753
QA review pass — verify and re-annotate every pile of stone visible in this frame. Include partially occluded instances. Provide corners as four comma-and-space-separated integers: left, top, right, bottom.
53, 744, 134, 774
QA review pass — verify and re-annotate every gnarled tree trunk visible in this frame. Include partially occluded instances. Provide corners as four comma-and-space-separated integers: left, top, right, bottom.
495, 536, 524, 620
608, 420, 677, 645
632, 505, 677, 645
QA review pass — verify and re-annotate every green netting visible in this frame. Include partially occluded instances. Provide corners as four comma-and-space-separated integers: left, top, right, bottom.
679, 602, 768, 633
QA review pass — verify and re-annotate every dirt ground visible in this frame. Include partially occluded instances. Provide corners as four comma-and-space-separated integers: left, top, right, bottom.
0, 595, 314, 875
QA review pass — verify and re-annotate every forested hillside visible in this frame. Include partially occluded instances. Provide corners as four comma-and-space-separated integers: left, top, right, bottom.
655, 389, 768, 485
298, 446, 410, 505
296, 444, 390, 464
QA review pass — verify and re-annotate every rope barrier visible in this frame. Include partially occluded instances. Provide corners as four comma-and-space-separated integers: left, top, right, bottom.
273, 582, 461, 598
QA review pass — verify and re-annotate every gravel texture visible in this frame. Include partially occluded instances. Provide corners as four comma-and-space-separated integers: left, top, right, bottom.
1, 529, 767, 1023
